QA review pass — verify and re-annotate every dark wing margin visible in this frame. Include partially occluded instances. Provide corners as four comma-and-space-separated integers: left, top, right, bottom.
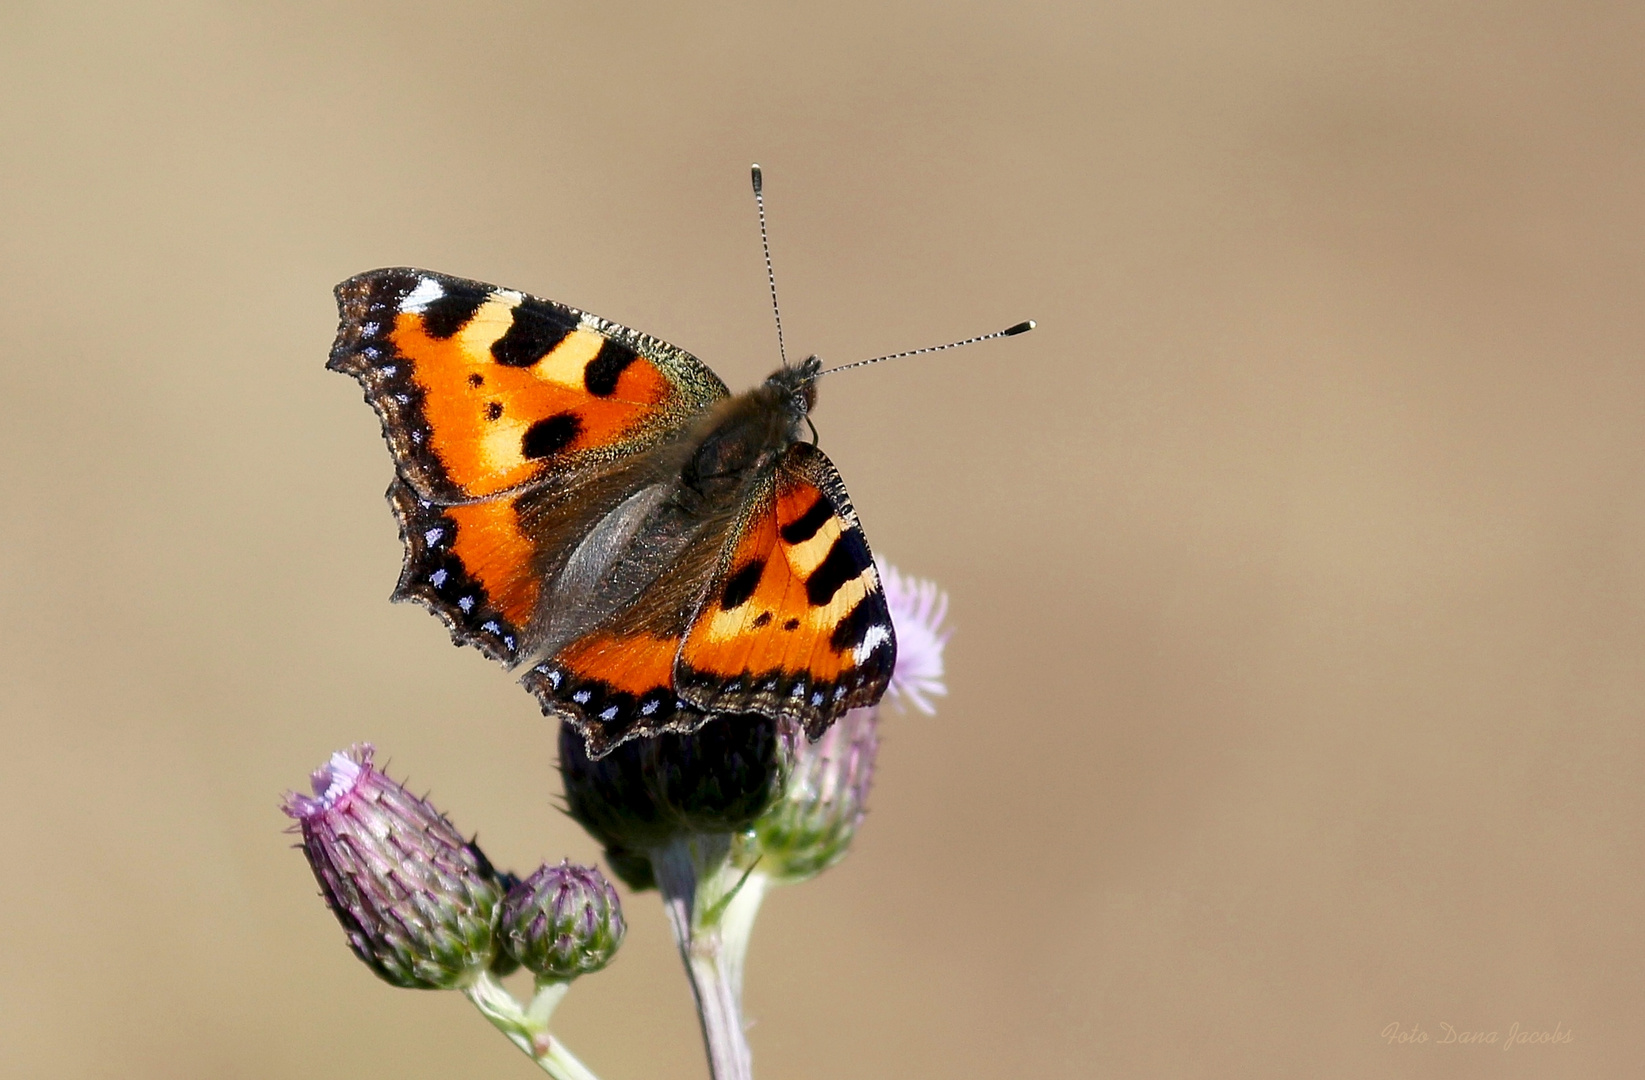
386, 479, 528, 665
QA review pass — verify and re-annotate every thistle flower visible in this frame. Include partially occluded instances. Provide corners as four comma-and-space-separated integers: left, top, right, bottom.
878, 558, 949, 714
283, 745, 504, 990
500, 860, 626, 982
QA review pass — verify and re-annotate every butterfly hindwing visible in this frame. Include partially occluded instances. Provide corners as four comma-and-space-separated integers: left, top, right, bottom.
520, 440, 899, 755
675, 442, 897, 737
523, 630, 710, 756
387, 478, 534, 664
521, 499, 734, 754
330, 268, 729, 504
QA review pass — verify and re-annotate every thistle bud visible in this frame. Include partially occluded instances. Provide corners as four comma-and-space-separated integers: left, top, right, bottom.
748, 707, 880, 883
647, 713, 796, 833
282, 745, 503, 990
500, 860, 625, 981
559, 713, 795, 889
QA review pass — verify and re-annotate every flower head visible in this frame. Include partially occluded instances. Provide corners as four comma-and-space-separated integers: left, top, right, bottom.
879, 558, 950, 714
499, 860, 625, 982
748, 707, 880, 883
283, 744, 504, 990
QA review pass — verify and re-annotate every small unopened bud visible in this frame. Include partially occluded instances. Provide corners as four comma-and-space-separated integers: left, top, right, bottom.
749, 708, 880, 882
282, 745, 502, 990
500, 860, 625, 981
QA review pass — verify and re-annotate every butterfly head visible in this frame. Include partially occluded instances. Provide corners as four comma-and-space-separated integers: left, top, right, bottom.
765, 355, 822, 423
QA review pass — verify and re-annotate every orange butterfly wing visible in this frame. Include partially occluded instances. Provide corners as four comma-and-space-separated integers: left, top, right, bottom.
330, 269, 728, 664
330, 268, 727, 503
675, 442, 897, 738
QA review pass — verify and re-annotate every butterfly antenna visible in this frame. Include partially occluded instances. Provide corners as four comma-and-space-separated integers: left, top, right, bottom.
751, 163, 790, 368
808, 320, 1036, 381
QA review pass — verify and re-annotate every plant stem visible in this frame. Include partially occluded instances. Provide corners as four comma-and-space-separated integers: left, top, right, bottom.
651, 835, 769, 1080
464, 972, 601, 1080
717, 870, 768, 1005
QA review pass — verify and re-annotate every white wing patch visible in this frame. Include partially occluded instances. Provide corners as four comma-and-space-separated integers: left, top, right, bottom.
401, 277, 445, 313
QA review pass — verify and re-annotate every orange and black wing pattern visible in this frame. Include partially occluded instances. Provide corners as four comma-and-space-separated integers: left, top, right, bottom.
330, 269, 728, 665
522, 624, 711, 756
519, 442, 897, 755
675, 442, 896, 738
386, 479, 539, 664
328, 268, 728, 504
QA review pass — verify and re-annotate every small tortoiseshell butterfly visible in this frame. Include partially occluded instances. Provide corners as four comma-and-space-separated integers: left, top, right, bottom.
329, 167, 1030, 757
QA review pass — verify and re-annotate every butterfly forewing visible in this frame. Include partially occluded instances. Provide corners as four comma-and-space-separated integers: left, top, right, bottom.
329, 268, 728, 504
332, 268, 730, 680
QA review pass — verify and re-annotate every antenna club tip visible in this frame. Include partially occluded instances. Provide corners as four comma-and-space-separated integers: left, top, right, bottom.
750, 164, 763, 192
1004, 320, 1036, 336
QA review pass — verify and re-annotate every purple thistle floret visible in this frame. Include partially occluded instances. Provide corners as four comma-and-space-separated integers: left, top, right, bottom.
282, 744, 503, 990
499, 860, 626, 981
879, 558, 950, 714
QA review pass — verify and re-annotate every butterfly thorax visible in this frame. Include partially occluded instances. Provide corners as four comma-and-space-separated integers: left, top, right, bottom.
678, 358, 820, 502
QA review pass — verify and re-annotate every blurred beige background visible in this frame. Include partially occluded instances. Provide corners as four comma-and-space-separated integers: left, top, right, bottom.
3, 2, 1642, 1077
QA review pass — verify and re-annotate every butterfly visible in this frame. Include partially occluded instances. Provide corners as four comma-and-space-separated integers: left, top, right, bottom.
329, 169, 1030, 757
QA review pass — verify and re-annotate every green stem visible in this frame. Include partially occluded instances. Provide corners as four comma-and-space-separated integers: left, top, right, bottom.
651, 835, 770, 1080
718, 870, 769, 1005
463, 972, 601, 1080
